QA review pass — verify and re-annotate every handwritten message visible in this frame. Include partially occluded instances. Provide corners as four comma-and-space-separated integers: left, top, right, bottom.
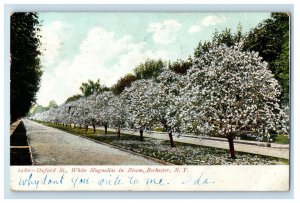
10, 165, 289, 191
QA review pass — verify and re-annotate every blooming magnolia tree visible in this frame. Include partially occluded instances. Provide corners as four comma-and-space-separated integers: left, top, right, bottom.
154, 70, 186, 147
122, 79, 159, 141
85, 94, 99, 132
67, 99, 84, 128
182, 43, 288, 158
71, 96, 93, 131
123, 70, 185, 146
94, 91, 115, 134
108, 94, 128, 137
54, 104, 69, 125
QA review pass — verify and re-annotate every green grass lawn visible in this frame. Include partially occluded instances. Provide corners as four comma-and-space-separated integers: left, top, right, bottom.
273, 134, 289, 144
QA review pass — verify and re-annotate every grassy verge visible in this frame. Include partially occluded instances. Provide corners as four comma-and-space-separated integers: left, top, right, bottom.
38, 121, 288, 165
240, 133, 289, 144
274, 134, 289, 144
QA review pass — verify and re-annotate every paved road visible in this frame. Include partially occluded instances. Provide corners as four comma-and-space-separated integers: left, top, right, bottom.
23, 119, 160, 165
100, 127, 289, 159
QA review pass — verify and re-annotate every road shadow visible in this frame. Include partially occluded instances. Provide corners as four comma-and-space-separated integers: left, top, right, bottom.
10, 121, 32, 165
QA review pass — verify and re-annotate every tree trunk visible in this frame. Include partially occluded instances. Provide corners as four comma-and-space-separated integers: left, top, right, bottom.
79, 124, 81, 129
227, 134, 236, 159
139, 129, 144, 141
117, 128, 121, 138
93, 124, 96, 133
85, 125, 88, 132
104, 123, 108, 134
168, 131, 175, 147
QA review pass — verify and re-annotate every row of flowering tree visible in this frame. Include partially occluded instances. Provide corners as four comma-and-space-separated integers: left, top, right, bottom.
31, 43, 288, 158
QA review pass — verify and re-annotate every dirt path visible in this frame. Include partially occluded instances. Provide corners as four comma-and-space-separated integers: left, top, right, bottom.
23, 119, 161, 165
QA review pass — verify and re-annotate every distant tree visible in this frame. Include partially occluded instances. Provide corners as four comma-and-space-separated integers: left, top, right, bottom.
79, 79, 109, 97
10, 12, 43, 122
133, 59, 166, 80
111, 73, 137, 95
194, 25, 243, 58
47, 100, 58, 108
28, 104, 46, 116
244, 12, 289, 105
168, 56, 193, 74
65, 94, 82, 103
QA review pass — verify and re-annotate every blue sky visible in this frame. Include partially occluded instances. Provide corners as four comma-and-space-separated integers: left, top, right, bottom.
36, 12, 271, 106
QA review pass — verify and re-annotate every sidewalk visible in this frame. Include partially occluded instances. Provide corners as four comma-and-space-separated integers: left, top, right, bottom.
97, 127, 289, 159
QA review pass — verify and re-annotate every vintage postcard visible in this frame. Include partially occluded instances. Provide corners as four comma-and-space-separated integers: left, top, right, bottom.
10, 11, 290, 191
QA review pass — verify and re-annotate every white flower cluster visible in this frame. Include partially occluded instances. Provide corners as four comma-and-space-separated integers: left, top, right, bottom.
31, 43, 288, 139
181, 43, 288, 138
